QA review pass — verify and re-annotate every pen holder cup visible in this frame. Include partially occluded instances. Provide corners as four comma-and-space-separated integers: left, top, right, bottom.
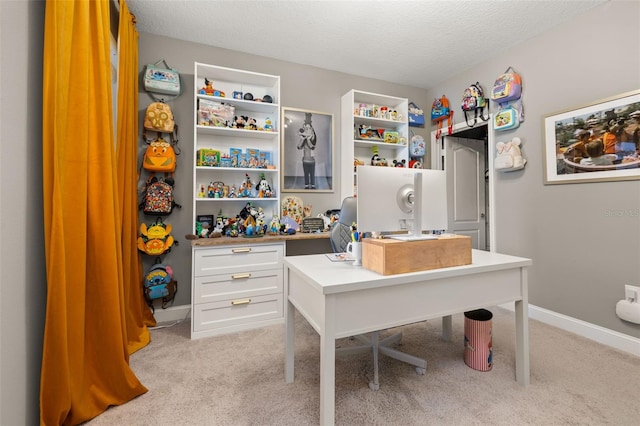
346, 241, 362, 266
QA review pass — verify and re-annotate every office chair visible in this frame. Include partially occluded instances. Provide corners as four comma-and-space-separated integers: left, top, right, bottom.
331, 197, 427, 390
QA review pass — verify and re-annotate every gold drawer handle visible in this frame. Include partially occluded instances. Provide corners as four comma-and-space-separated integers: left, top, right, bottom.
231, 298, 251, 306
232, 273, 251, 280
232, 247, 251, 253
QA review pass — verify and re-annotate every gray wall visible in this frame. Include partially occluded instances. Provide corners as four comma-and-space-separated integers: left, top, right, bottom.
424, 0, 640, 338
1, 0, 638, 422
1, 0, 46, 424
137, 33, 430, 307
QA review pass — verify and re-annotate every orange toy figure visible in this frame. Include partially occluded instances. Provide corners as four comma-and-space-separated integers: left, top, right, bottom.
200, 78, 215, 96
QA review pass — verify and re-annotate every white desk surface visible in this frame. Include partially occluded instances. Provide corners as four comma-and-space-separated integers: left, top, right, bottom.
284, 249, 532, 294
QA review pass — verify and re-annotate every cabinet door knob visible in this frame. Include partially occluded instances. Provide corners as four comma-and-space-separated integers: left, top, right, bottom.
232, 247, 252, 253
231, 298, 252, 306
231, 273, 251, 280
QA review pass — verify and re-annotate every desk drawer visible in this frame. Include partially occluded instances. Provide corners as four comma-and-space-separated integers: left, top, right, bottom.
193, 293, 283, 332
194, 268, 283, 304
194, 243, 283, 276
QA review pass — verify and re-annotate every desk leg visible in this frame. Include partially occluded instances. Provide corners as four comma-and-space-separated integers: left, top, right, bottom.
285, 292, 295, 383
320, 298, 336, 426
515, 267, 530, 386
441, 315, 453, 342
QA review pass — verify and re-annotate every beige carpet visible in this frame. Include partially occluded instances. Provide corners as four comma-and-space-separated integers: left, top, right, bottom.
86, 306, 639, 425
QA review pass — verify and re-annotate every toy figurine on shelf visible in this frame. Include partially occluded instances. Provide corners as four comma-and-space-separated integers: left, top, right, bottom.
207, 182, 215, 198
264, 117, 273, 131
393, 159, 406, 167
234, 115, 246, 129
255, 207, 266, 234
198, 184, 206, 198
199, 78, 215, 96
247, 117, 257, 130
228, 184, 237, 198
256, 173, 272, 198
371, 145, 388, 166
269, 215, 280, 235
239, 173, 253, 197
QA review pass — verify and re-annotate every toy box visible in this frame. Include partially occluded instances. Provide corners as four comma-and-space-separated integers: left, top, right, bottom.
246, 148, 260, 168
229, 148, 242, 167
259, 151, 273, 168
196, 148, 220, 167
220, 154, 233, 168
198, 99, 234, 127
383, 131, 399, 143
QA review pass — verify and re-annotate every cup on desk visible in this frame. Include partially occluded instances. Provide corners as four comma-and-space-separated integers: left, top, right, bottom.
346, 241, 362, 266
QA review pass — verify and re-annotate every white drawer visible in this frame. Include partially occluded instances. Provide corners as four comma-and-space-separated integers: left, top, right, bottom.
193, 243, 284, 276
193, 293, 283, 332
194, 268, 283, 304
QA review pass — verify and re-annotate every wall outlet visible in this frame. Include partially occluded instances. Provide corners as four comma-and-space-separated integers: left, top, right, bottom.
625, 285, 639, 303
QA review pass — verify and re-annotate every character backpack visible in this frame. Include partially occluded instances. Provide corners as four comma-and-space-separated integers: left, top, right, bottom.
143, 259, 177, 311
431, 95, 453, 139
490, 67, 522, 104
142, 136, 177, 173
137, 216, 176, 256
139, 176, 181, 216
461, 82, 488, 127
490, 67, 524, 131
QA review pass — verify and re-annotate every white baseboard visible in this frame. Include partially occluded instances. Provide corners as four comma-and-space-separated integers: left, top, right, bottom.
152, 304, 191, 325
498, 303, 639, 357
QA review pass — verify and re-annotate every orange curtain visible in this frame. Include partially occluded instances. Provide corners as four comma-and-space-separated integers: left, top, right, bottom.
116, 0, 157, 354
41, 0, 147, 424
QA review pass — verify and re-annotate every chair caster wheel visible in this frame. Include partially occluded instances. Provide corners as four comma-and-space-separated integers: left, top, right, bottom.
368, 381, 380, 391
415, 367, 426, 375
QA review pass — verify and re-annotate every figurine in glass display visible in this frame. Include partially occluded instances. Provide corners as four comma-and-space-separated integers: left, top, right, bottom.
297, 113, 317, 189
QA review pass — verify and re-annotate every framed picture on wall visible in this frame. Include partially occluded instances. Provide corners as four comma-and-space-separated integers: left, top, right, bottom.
543, 90, 640, 185
281, 107, 334, 192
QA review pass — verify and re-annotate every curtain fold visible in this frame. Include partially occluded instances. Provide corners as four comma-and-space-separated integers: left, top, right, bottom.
40, 0, 147, 424
116, 0, 157, 355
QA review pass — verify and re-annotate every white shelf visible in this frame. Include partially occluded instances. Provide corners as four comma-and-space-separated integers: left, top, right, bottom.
341, 90, 409, 199
196, 125, 279, 139
193, 62, 281, 226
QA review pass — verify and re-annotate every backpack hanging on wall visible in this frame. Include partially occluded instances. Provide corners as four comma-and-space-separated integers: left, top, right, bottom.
490, 67, 522, 104
142, 136, 177, 173
490, 67, 524, 132
137, 217, 176, 256
431, 95, 453, 139
143, 59, 182, 100
143, 258, 177, 311
461, 82, 488, 127
144, 101, 176, 134
139, 175, 181, 216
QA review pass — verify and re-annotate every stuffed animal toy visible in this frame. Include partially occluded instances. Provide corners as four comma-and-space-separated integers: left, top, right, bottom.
409, 159, 422, 169
495, 137, 526, 171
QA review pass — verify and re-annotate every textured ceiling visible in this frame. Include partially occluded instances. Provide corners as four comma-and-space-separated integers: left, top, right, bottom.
126, 0, 607, 90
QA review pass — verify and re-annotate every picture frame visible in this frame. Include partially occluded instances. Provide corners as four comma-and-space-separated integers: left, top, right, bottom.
543, 90, 640, 185
281, 107, 334, 192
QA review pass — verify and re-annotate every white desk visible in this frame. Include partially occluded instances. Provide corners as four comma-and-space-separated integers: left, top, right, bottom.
284, 249, 532, 425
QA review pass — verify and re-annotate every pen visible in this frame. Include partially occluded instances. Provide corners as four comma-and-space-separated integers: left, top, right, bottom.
354, 232, 359, 242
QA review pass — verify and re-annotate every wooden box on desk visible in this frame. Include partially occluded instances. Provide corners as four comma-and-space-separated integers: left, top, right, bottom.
362, 235, 472, 275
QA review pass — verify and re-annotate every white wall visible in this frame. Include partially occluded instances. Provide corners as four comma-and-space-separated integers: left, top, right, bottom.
424, 0, 640, 337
